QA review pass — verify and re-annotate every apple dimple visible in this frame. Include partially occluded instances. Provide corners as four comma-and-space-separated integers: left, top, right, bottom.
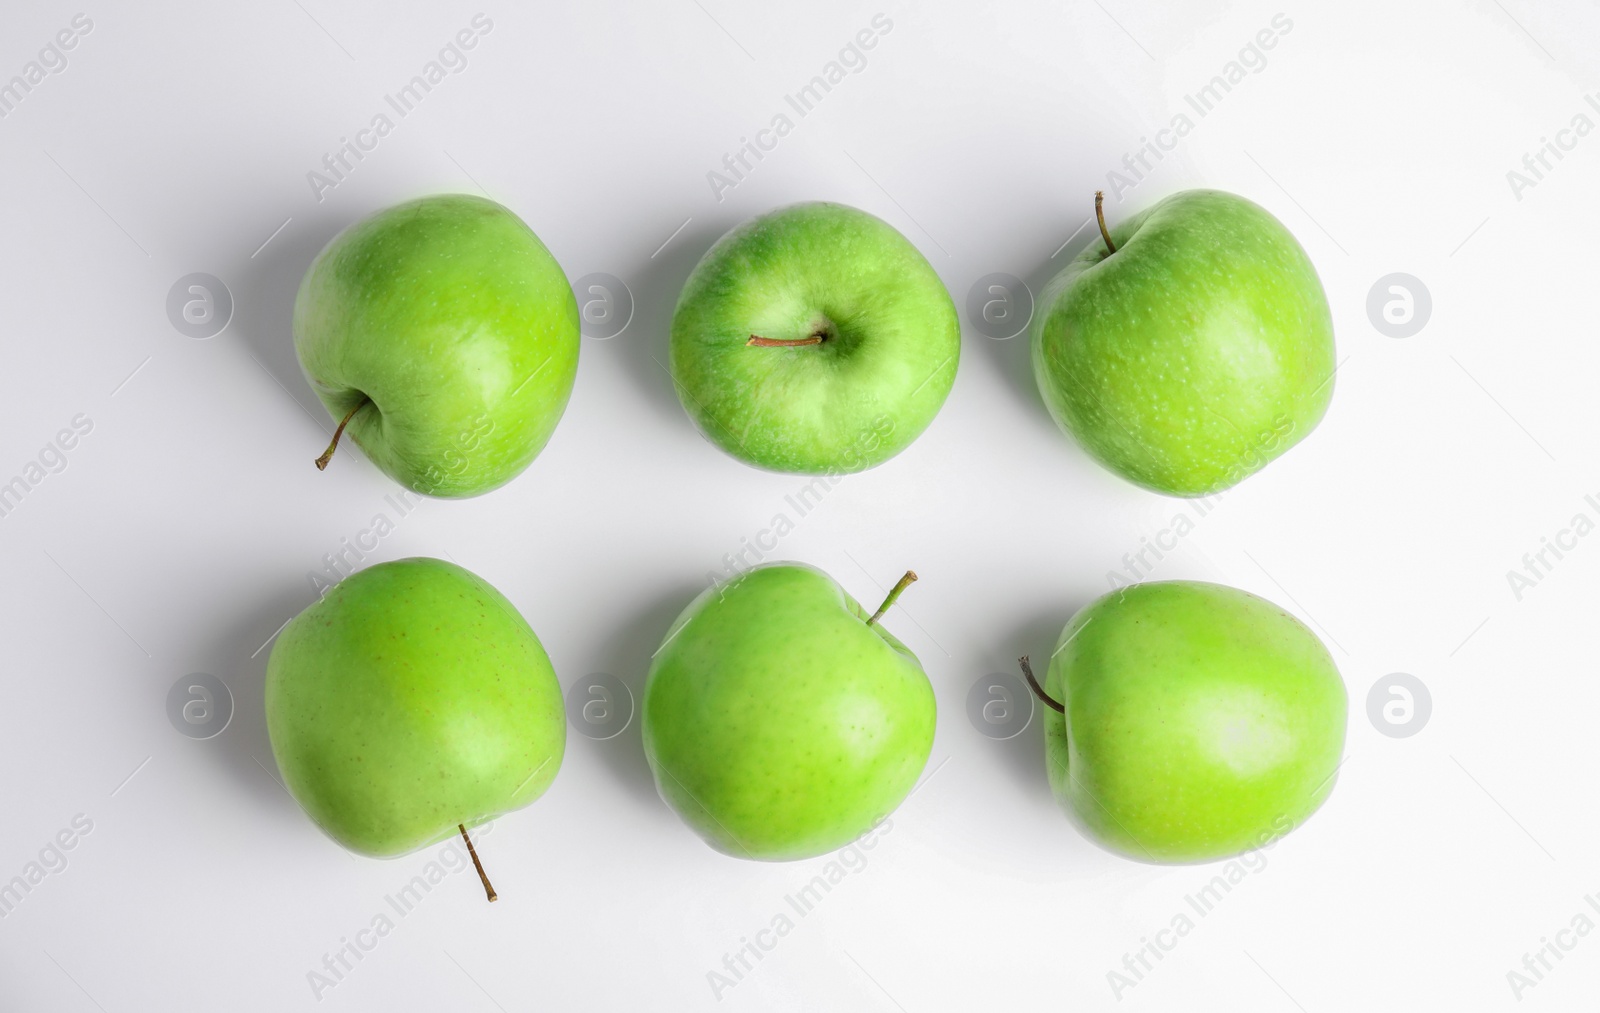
669, 202, 959, 474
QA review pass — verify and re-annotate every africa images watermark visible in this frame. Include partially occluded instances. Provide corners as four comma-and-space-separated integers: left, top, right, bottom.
1103, 414, 1293, 587
306, 488, 425, 597
0, 413, 94, 521
306, 14, 493, 202
0, 813, 94, 920
0, 14, 93, 120
1505, 892, 1600, 1000
305, 821, 496, 1001
705, 817, 893, 1001
706, 13, 894, 202
702, 416, 896, 593
1505, 90, 1600, 203
302, 404, 506, 596
1103, 13, 1293, 202
1106, 815, 1294, 1000
1503, 491, 1600, 602
1104, 490, 1226, 588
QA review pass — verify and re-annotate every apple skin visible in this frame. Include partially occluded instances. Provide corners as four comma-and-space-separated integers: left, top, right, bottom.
1043, 580, 1345, 863
669, 202, 960, 474
294, 193, 580, 498
1031, 189, 1334, 496
265, 557, 565, 856
642, 563, 935, 860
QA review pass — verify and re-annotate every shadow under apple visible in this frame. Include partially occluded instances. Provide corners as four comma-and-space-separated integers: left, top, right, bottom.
964, 227, 1104, 430
190, 579, 319, 820
228, 214, 347, 440
572, 578, 708, 815
603, 217, 739, 427
985, 599, 1087, 806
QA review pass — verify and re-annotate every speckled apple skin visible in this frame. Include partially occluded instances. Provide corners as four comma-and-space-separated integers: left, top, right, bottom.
1044, 581, 1346, 863
669, 202, 960, 475
265, 557, 565, 856
1031, 189, 1334, 496
294, 194, 580, 498
642, 563, 935, 860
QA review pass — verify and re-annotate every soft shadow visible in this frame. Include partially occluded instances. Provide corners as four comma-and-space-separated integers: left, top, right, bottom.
579, 580, 706, 809
967, 228, 1103, 416
230, 215, 347, 419
199, 581, 319, 816
608, 218, 737, 423
986, 600, 1087, 802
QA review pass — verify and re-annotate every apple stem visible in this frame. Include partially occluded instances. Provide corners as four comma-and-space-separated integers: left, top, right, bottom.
1018, 656, 1065, 714
459, 824, 498, 902
747, 334, 825, 348
314, 399, 369, 471
867, 571, 918, 626
1094, 191, 1116, 255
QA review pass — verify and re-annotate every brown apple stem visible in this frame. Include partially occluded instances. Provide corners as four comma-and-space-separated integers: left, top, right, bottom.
1018, 656, 1065, 713
314, 399, 369, 471
867, 571, 918, 626
459, 824, 497, 902
747, 334, 825, 347
1094, 191, 1116, 255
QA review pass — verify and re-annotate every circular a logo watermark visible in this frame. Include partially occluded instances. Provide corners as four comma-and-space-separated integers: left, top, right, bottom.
965, 671, 1034, 739
965, 273, 1033, 340
565, 672, 633, 739
1367, 672, 1431, 738
1366, 273, 1431, 338
572, 273, 634, 340
166, 673, 233, 739
165, 273, 233, 339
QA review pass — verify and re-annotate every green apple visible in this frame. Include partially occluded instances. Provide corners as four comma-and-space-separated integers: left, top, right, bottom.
642, 563, 934, 860
1025, 580, 1345, 862
265, 557, 564, 895
1031, 190, 1335, 496
294, 193, 580, 498
669, 202, 960, 474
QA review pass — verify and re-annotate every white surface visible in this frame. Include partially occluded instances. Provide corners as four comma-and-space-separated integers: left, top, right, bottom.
1, 1, 1597, 1009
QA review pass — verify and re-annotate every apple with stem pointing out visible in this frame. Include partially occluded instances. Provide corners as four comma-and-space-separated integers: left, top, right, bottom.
1031, 189, 1335, 496
670, 202, 960, 474
1020, 580, 1346, 863
265, 557, 565, 899
643, 563, 934, 860
294, 193, 580, 498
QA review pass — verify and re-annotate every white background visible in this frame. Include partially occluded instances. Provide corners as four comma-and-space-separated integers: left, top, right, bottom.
1, 0, 1597, 1009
